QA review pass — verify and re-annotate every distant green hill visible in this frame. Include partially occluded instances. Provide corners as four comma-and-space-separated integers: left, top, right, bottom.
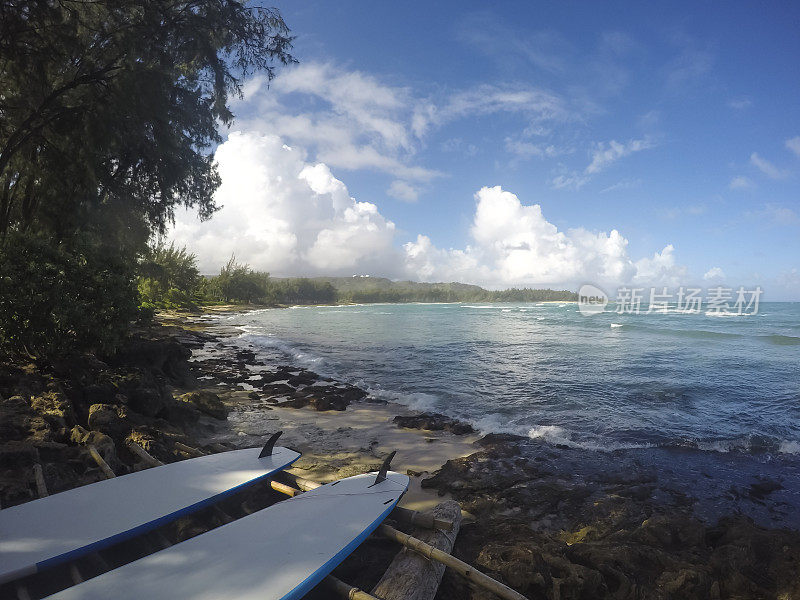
271, 276, 577, 304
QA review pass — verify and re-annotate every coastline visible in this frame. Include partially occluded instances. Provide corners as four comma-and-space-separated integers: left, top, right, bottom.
172, 310, 482, 512
1, 307, 798, 599
181, 307, 800, 598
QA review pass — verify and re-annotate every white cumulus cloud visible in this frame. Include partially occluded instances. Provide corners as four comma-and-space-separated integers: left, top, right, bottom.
169, 132, 399, 276
401, 186, 684, 289
703, 267, 726, 281
169, 138, 687, 290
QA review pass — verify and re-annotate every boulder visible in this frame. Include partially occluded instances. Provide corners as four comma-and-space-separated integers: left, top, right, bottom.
160, 399, 200, 427
307, 394, 349, 411
70, 425, 122, 471
0, 395, 32, 441
0, 440, 39, 469
87, 403, 136, 439
30, 391, 75, 428
177, 391, 228, 420
111, 338, 192, 384
262, 383, 296, 396
105, 371, 171, 418
393, 412, 475, 435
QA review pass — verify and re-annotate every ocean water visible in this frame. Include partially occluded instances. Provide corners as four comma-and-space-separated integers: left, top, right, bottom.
221, 302, 800, 456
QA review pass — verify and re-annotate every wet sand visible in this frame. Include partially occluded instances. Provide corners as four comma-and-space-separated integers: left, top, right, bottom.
199, 390, 480, 512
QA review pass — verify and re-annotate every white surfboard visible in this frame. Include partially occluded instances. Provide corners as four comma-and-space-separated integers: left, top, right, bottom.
0, 442, 299, 585
49, 470, 410, 600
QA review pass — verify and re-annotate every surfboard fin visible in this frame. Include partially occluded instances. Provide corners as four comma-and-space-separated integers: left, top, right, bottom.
372, 450, 397, 486
259, 431, 283, 458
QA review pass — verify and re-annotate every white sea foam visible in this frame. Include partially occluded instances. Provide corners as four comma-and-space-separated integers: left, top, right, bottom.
610, 323, 624, 328
242, 333, 325, 369
778, 440, 800, 454
526, 425, 650, 452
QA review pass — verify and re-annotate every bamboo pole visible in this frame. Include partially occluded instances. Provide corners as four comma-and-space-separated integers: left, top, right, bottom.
279, 472, 322, 491
324, 575, 381, 600
174, 441, 205, 457
378, 525, 527, 600
87, 445, 116, 479
391, 506, 454, 532
269, 480, 302, 497
127, 440, 164, 467
33, 463, 48, 497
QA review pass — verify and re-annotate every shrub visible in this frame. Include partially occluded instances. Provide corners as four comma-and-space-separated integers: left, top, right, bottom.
137, 243, 200, 310
0, 233, 139, 357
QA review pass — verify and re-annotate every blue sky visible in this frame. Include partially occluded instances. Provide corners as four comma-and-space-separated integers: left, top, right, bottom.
170, 1, 800, 298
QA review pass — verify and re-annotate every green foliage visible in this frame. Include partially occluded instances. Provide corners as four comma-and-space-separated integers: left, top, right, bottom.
269, 278, 338, 305
0, 1, 295, 241
308, 277, 578, 304
205, 257, 271, 304
138, 243, 200, 310
0, 232, 139, 357
0, 1, 294, 356
195, 272, 576, 307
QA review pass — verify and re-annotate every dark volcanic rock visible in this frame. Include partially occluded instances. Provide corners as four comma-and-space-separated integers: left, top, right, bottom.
111, 338, 192, 384
177, 390, 228, 420
0, 441, 39, 469
87, 403, 139, 440
0, 395, 33, 441
262, 383, 296, 396
748, 477, 783, 500
393, 412, 475, 435
423, 438, 800, 600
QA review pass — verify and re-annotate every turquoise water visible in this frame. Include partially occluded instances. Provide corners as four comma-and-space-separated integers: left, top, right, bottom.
223, 302, 800, 455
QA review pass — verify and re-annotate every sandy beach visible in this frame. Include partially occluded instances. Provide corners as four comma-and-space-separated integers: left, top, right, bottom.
205, 391, 480, 512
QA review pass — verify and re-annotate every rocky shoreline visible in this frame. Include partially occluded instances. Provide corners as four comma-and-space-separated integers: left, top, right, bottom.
1, 312, 799, 599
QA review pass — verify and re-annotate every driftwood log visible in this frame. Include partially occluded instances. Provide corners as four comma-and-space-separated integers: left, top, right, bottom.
378, 523, 527, 600
174, 441, 205, 457
371, 500, 462, 600
87, 444, 116, 479
127, 440, 164, 467
391, 505, 454, 532
33, 463, 48, 498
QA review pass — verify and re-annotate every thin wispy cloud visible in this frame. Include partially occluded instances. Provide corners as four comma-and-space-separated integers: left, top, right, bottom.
549, 171, 589, 191
663, 32, 715, 93
760, 204, 800, 226
727, 97, 752, 110
387, 180, 419, 202
455, 12, 572, 74
786, 137, 800, 159
599, 178, 642, 194
750, 152, 790, 179
729, 175, 754, 190
586, 138, 655, 174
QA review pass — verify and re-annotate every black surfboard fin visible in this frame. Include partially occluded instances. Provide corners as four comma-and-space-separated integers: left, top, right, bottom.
372, 450, 397, 486
258, 431, 283, 458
